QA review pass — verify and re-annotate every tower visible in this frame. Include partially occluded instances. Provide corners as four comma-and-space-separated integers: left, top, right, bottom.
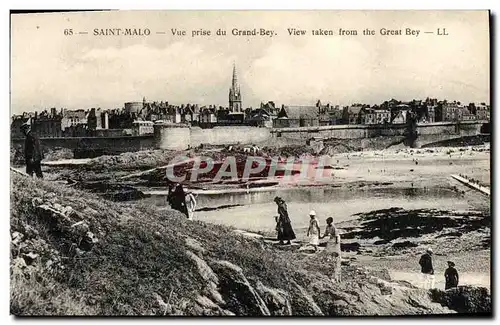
229, 63, 242, 112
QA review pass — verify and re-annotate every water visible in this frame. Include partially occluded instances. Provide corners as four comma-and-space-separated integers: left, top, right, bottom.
144, 186, 476, 233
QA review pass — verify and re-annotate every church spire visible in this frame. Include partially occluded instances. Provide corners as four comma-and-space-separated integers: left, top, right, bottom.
232, 62, 238, 91
229, 62, 242, 112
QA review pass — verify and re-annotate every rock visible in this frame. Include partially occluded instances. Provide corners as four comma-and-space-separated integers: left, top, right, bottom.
195, 295, 219, 309
365, 268, 392, 281
185, 237, 206, 255
298, 246, 318, 254
341, 259, 351, 266
193, 295, 234, 315
233, 229, 264, 240
374, 239, 391, 245
341, 242, 361, 252
288, 280, 324, 316
12, 257, 27, 269
23, 224, 39, 237
80, 231, 99, 251
312, 287, 353, 316
254, 281, 292, 315
11, 231, 23, 246
154, 293, 172, 315
392, 241, 418, 249
373, 279, 393, 295
210, 260, 270, 316
203, 282, 225, 305
430, 286, 491, 314
185, 251, 219, 284
22, 252, 39, 265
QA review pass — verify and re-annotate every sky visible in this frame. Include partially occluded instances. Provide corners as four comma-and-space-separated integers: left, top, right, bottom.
10, 10, 490, 114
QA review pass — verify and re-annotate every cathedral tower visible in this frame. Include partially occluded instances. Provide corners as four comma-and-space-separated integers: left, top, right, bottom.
229, 63, 242, 112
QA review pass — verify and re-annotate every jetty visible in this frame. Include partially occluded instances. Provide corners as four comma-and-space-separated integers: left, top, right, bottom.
451, 174, 490, 196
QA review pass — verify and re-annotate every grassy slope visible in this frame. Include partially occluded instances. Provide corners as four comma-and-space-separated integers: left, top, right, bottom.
10, 172, 321, 315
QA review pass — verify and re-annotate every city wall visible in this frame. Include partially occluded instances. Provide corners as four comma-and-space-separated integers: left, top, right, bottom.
154, 125, 271, 150
11, 121, 486, 158
271, 121, 485, 146
11, 135, 155, 158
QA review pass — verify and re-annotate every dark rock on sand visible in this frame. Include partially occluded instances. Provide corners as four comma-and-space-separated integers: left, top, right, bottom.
392, 241, 419, 249
430, 286, 491, 315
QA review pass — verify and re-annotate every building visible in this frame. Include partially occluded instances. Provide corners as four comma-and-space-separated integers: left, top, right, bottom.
273, 105, 319, 128
11, 115, 29, 138
317, 100, 332, 126
435, 101, 461, 122
33, 108, 63, 137
165, 106, 182, 124
453, 105, 475, 121
124, 101, 143, 114
362, 108, 391, 125
246, 108, 273, 127
229, 64, 242, 112
11, 109, 64, 138
476, 103, 490, 121
329, 107, 344, 125
200, 107, 217, 124
421, 105, 436, 123
181, 104, 200, 125
342, 104, 366, 124
132, 120, 154, 135
61, 109, 87, 130
391, 110, 408, 124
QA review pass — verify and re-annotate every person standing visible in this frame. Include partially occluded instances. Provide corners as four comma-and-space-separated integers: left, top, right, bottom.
21, 122, 44, 178
321, 217, 339, 251
273, 197, 296, 245
185, 191, 197, 220
444, 261, 459, 290
168, 183, 189, 217
307, 210, 321, 252
321, 217, 341, 282
419, 248, 435, 289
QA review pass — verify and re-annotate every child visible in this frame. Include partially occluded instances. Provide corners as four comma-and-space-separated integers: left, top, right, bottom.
321, 217, 340, 254
307, 210, 321, 252
444, 261, 459, 290
321, 217, 337, 240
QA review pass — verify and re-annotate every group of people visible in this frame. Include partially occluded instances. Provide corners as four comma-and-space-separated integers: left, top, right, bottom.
273, 196, 338, 252
167, 182, 197, 220
419, 248, 460, 290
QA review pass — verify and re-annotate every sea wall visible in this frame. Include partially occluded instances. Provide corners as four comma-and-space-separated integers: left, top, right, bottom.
190, 126, 271, 147
11, 135, 155, 158
271, 121, 485, 145
154, 124, 191, 150
10, 121, 486, 158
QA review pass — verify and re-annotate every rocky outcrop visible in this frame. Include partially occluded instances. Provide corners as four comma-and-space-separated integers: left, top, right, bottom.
288, 280, 324, 316
254, 281, 292, 315
209, 260, 271, 316
430, 286, 491, 314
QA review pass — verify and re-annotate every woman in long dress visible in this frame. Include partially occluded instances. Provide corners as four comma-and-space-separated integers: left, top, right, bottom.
274, 197, 296, 245
307, 210, 321, 252
169, 183, 189, 217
